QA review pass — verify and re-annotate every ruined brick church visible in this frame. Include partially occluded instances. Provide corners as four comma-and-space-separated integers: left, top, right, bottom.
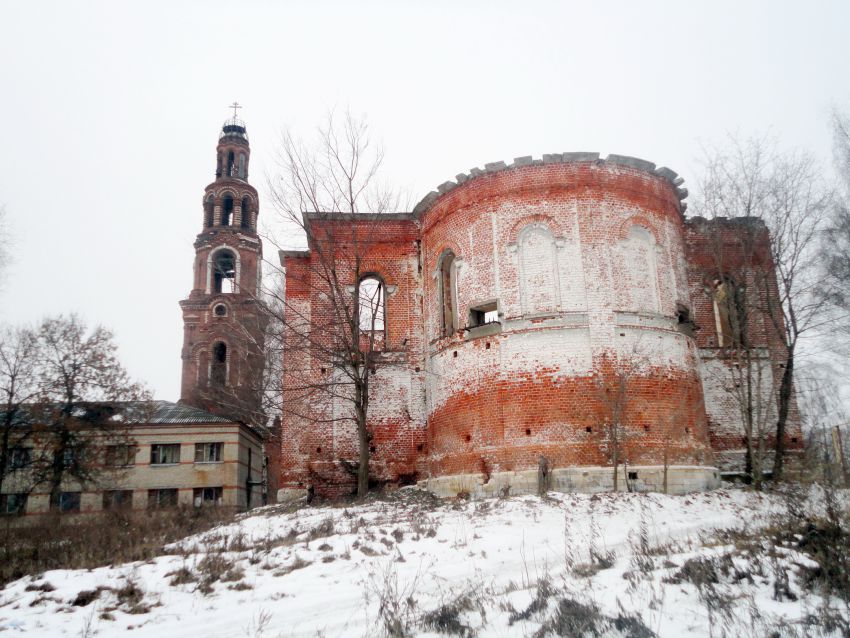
179, 116, 802, 500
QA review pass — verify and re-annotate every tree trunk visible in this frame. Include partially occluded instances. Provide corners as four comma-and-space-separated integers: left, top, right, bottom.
356, 405, 369, 497
772, 351, 795, 481
612, 433, 619, 492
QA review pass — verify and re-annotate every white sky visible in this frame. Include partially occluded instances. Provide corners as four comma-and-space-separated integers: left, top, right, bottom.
1, 0, 849, 401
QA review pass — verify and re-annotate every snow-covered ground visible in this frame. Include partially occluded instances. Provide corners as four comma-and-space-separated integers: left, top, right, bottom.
0, 487, 847, 637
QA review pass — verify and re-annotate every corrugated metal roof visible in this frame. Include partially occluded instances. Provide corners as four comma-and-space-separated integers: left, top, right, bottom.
146, 401, 234, 424
2, 401, 235, 426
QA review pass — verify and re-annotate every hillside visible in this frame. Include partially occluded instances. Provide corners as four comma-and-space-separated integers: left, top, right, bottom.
1, 487, 847, 637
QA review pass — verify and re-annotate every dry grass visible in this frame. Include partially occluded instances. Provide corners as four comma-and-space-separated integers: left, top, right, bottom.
0, 507, 234, 588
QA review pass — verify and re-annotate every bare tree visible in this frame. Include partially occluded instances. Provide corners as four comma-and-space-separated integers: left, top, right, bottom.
24, 315, 150, 508
0, 324, 39, 496
821, 109, 850, 350
694, 134, 832, 484
266, 110, 404, 498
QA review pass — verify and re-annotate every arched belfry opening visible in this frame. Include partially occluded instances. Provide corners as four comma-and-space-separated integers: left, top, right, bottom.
241, 196, 252, 229
213, 250, 237, 294
221, 195, 234, 226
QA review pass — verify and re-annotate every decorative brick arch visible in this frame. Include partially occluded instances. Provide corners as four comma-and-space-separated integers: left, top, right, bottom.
617, 214, 659, 242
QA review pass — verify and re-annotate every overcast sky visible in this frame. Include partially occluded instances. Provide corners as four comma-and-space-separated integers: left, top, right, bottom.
1, 0, 849, 401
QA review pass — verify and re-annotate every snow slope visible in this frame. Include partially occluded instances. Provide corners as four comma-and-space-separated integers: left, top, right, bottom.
0, 488, 846, 637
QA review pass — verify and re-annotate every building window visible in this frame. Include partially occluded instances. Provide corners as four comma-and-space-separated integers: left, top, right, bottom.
150, 443, 181, 465
194, 442, 223, 463
438, 250, 457, 337
211, 342, 227, 386
238, 153, 246, 178
1, 493, 27, 516
713, 277, 747, 347
213, 303, 228, 317
60, 447, 81, 470
358, 276, 385, 332
105, 444, 135, 467
148, 488, 178, 509
227, 151, 235, 177
221, 195, 234, 226
213, 250, 237, 294
7, 447, 31, 471
103, 490, 133, 510
52, 491, 81, 513
468, 301, 499, 328
193, 486, 223, 507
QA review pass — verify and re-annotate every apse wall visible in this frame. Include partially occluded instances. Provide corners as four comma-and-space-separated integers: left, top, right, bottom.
417, 156, 718, 494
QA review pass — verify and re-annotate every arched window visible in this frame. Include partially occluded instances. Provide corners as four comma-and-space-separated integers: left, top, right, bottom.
438, 251, 456, 337
227, 151, 235, 177
358, 276, 385, 332
204, 195, 214, 228
213, 250, 236, 294
713, 277, 746, 347
238, 153, 246, 178
211, 342, 227, 386
221, 196, 233, 226
240, 197, 251, 229
518, 223, 560, 314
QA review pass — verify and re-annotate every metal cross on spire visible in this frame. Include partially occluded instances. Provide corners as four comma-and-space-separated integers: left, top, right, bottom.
228, 101, 242, 118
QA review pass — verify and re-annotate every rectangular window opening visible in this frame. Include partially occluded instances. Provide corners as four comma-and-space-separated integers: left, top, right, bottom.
193, 486, 223, 507
103, 490, 133, 510
194, 442, 223, 463
151, 444, 181, 465
468, 301, 499, 329
148, 488, 178, 509
105, 444, 136, 467
1, 493, 27, 516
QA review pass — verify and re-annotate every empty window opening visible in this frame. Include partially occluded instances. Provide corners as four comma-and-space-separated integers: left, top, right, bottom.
221, 196, 234, 226
358, 276, 385, 332
204, 195, 214, 228
193, 487, 223, 507
151, 443, 181, 465
713, 276, 747, 347
227, 151, 235, 177
438, 251, 457, 337
211, 342, 227, 386
628, 471, 638, 481
53, 491, 81, 513
485, 342, 491, 349
525, 428, 531, 436
195, 442, 223, 463
1, 494, 27, 516
585, 426, 592, 433
468, 301, 499, 328
105, 444, 135, 467
240, 196, 251, 229
213, 250, 236, 293
369, 445, 376, 454
238, 153, 246, 178
791, 437, 798, 443
8, 447, 31, 470
416, 444, 424, 452
148, 488, 178, 508
103, 490, 133, 510
316, 447, 322, 453
453, 350, 458, 358
213, 303, 227, 317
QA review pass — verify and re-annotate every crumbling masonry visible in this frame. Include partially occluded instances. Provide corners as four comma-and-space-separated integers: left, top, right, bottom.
178, 120, 803, 499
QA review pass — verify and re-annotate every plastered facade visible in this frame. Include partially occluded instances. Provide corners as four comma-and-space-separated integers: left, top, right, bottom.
276, 153, 801, 499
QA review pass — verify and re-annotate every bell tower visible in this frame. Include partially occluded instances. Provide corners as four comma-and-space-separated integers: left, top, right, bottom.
179, 105, 267, 424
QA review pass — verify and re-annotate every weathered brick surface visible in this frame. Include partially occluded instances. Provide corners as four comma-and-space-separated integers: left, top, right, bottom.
276, 158, 799, 497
